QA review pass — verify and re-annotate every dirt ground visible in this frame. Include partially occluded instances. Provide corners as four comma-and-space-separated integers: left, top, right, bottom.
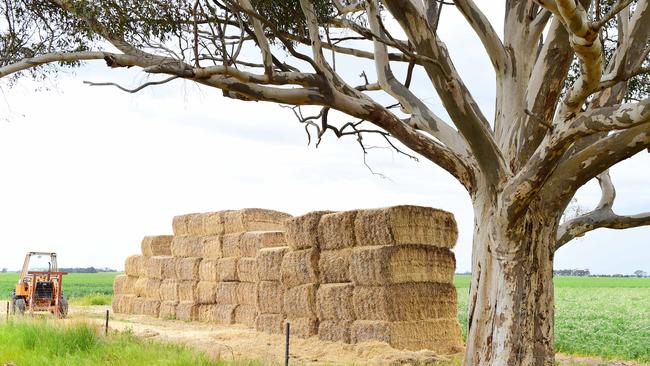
1, 301, 647, 365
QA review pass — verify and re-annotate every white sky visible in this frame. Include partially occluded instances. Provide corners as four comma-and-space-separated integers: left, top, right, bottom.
0, 2, 648, 274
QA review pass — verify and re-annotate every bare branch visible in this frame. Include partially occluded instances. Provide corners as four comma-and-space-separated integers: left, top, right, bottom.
592, 0, 635, 30
83, 76, 179, 93
454, 0, 506, 73
0, 51, 137, 79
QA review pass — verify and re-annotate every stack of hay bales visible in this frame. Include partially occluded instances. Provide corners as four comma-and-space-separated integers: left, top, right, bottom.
255, 231, 289, 334
112, 235, 174, 317
281, 211, 332, 338
349, 206, 462, 353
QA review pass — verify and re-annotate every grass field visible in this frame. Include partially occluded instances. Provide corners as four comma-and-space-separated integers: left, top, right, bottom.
455, 275, 650, 363
1, 272, 649, 363
0, 319, 219, 366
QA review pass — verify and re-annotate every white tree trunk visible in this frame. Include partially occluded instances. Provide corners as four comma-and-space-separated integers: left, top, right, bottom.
463, 199, 558, 366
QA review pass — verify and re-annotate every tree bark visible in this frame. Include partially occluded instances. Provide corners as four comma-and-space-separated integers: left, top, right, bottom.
463, 199, 558, 366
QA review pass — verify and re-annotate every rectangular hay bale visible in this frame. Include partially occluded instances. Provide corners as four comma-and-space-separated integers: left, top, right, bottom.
319, 320, 353, 343
215, 282, 239, 304
284, 211, 333, 250
221, 233, 243, 258
257, 281, 284, 314
113, 275, 132, 295
176, 301, 200, 321
214, 304, 238, 325
350, 245, 455, 285
316, 283, 354, 321
112, 294, 135, 314
353, 283, 457, 321
280, 249, 319, 288
198, 304, 218, 322
124, 255, 145, 277
351, 319, 463, 353
159, 279, 179, 301
159, 300, 178, 319
285, 317, 318, 339
145, 256, 177, 280
234, 304, 258, 327
284, 284, 317, 318
175, 257, 202, 280
195, 281, 218, 304
141, 235, 173, 256
202, 211, 226, 236
237, 258, 258, 282
133, 277, 148, 297
240, 231, 287, 257
142, 299, 161, 317
132, 297, 146, 315
144, 278, 162, 300
201, 235, 222, 259
178, 280, 199, 302
255, 313, 285, 334
172, 213, 199, 236
236, 282, 258, 306
319, 249, 351, 283
198, 259, 220, 282
257, 247, 289, 282
318, 210, 358, 250
217, 257, 238, 282
354, 206, 458, 248
171, 235, 202, 258
223, 208, 292, 234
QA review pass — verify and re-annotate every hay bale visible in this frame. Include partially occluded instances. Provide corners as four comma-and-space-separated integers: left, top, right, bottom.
197, 304, 217, 322
240, 231, 286, 257
237, 258, 257, 283
171, 235, 202, 258
202, 235, 222, 259
236, 282, 258, 306
354, 206, 458, 248
159, 279, 179, 301
145, 256, 177, 280
223, 208, 292, 234
257, 281, 284, 314
319, 320, 353, 343
217, 257, 238, 282
235, 304, 258, 327
214, 304, 238, 325
202, 211, 226, 236
133, 277, 148, 297
350, 245, 455, 285
255, 313, 285, 334
319, 249, 351, 283
280, 249, 319, 288
172, 213, 199, 236
142, 299, 161, 317
284, 284, 317, 318
195, 281, 218, 304
284, 211, 333, 250
112, 294, 133, 313
178, 280, 199, 302
318, 211, 358, 250
199, 259, 219, 282
113, 275, 128, 294
351, 319, 463, 353
141, 235, 173, 256
144, 278, 162, 300
353, 283, 457, 321
285, 317, 318, 339
159, 301, 178, 319
215, 282, 238, 304
124, 255, 145, 276
132, 297, 146, 314
316, 283, 354, 321
176, 301, 200, 321
257, 247, 289, 282
221, 233, 243, 258
188, 213, 207, 235
175, 257, 202, 280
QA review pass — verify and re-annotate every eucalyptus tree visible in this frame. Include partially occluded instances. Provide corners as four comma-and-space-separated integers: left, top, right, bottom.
2, 0, 650, 364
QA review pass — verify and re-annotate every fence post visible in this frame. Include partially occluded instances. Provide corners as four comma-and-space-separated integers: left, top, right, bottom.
105, 309, 109, 335
284, 322, 290, 366
6, 301, 9, 321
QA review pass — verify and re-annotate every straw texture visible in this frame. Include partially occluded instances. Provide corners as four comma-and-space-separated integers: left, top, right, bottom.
141, 235, 173, 256
318, 211, 358, 250
257, 247, 289, 282
284, 211, 333, 250
281, 249, 319, 288
351, 319, 463, 353
319, 249, 351, 283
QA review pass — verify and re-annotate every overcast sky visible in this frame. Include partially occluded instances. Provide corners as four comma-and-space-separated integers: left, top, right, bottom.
0, 2, 648, 274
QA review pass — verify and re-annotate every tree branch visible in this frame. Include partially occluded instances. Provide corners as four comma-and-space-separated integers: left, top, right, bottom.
454, 0, 506, 74
0, 51, 137, 78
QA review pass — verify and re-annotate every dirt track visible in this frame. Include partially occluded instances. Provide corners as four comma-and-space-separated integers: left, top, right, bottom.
1, 302, 647, 365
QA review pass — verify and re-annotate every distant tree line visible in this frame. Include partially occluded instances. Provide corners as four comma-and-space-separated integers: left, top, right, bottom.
58, 267, 117, 273
553, 269, 648, 277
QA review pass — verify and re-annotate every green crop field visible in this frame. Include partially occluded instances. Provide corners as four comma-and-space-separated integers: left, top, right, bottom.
0, 272, 118, 300
2, 272, 649, 363
456, 275, 650, 363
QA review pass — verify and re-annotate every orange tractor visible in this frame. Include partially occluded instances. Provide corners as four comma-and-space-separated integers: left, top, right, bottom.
11, 252, 68, 317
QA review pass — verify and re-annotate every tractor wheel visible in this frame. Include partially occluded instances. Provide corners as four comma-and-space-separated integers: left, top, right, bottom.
58, 296, 68, 318
13, 298, 26, 315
